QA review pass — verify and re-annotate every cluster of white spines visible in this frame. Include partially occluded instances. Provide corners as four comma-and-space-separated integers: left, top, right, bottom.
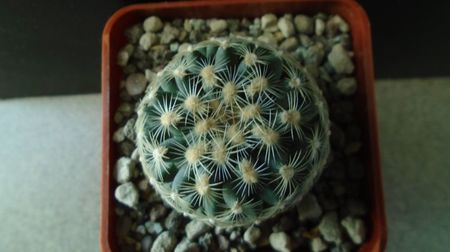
136, 38, 330, 227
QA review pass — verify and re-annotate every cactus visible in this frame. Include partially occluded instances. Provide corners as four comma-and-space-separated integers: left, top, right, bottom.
135, 37, 330, 227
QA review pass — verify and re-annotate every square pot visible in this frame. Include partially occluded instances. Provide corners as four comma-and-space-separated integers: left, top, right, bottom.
101, 0, 387, 251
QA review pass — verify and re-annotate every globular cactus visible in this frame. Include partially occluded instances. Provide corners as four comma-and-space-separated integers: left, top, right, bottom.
135, 37, 330, 227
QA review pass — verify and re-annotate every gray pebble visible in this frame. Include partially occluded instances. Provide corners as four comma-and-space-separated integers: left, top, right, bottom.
160, 25, 180, 44
297, 193, 323, 222
178, 43, 193, 53
139, 33, 159, 51
151, 231, 177, 252
145, 221, 164, 235
229, 230, 239, 241
125, 73, 147, 96
136, 224, 147, 235
150, 204, 168, 221
303, 43, 325, 66
114, 157, 136, 184
113, 127, 125, 143
164, 210, 183, 230
336, 77, 357, 95
328, 44, 354, 74
117, 102, 134, 117
119, 141, 135, 157
115, 182, 139, 208
198, 232, 214, 249
174, 238, 200, 252
315, 18, 325, 36
257, 33, 277, 47
170, 42, 179, 52
143, 16, 163, 32
269, 232, 292, 252
326, 15, 349, 35
243, 226, 261, 247
141, 235, 153, 252
277, 17, 295, 38
217, 235, 230, 250
299, 34, 313, 47
261, 13, 278, 30
311, 237, 327, 252
185, 220, 211, 240
294, 15, 314, 34
123, 117, 136, 141
117, 50, 130, 67
341, 217, 366, 244
125, 24, 144, 43
330, 242, 353, 252
209, 19, 228, 33
318, 212, 343, 244
280, 37, 299, 51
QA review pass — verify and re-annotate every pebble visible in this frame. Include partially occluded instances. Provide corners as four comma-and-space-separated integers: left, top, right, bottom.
151, 231, 177, 252
229, 230, 239, 241
297, 193, 323, 222
136, 224, 146, 235
280, 37, 299, 51
243, 226, 261, 247
119, 141, 135, 157
327, 15, 349, 35
346, 198, 367, 216
185, 220, 211, 240
277, 17, 295, 38
117, 215, 132, 237
150, 204, 168, 221
269, 232, 292, 252
198, 233, 214, 249
328, 44, 354, 74
174, 238, 200, 252
125, 73, 147, 96
143, 16, 163, 32
139, 32, 159, 51
311, 237, 328, 252
299, 34, 313, 47
115, 182, 139, 208
145, 221, 164, 235
141, 235, 153, 252
315, 18, 325, 36
330, 242, 353, 252
209, 19, 228, 33
113, 127, 125, 143
257, 33, 277, 47
261, 13, 278, 30
164, 210, 183, 230
294, 15, 314, 34
217, 235, 230, 250
341, 217, 366, 244
160, 25, 180, 44
303, 43, 325, 66
117, 50, 130, 66
318, 212, 343, 244
125, 24, 144, 43
336, 77, 357, 95
178, 43, 193, 53
123, 117, 136, 141
117, 102, 134, 117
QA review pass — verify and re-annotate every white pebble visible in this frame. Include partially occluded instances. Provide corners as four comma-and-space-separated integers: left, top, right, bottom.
115, 157, 135, 183
261, 13, 278, 29
257, 33, 277, 46
113, 127, 125, 143
269, 232, 292, 252
311, 237, 327, 252
114, 182, 139, 208
125, 73, 147, 96
209, 19, 228, 33
315, 18, 325, 36
294, 15, 313, 34
328, 44, 354, 74
336, 78, 357, 95
139, 32, 158, 51
277, 17, 295, 38
341, 217, 366, 244
143, 16, 163, 32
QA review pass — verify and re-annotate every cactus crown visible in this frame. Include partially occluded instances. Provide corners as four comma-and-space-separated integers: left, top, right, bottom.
136, 37, 330, 227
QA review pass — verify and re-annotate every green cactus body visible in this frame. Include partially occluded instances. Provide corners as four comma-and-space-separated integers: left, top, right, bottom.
136, 37, 330, 227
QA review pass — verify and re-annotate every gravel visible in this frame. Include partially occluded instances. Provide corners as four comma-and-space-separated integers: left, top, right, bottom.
114, 13, 370, 252
294, 15, 314, 34
318, 212, 343, 244
185, 220, 212, 240
243, 226, 261, 247
143, 16, 163, 32
328, 43, 355, 74
125, 73, 147, 96
341, 217, 366, 245
269, 232, 292, 252
151, 231, 177, 252
115, 182, 139, 208
277, 16, 295, 37
296, 193, 323, 222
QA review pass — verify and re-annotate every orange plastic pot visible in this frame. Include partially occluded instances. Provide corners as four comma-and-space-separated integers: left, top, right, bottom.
101, 0, 387, 251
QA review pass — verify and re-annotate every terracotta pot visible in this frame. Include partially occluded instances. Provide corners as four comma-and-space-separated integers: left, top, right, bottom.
101, 0, 387, 251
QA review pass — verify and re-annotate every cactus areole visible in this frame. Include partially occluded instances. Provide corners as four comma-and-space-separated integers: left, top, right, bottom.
136, 38, 330, 227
